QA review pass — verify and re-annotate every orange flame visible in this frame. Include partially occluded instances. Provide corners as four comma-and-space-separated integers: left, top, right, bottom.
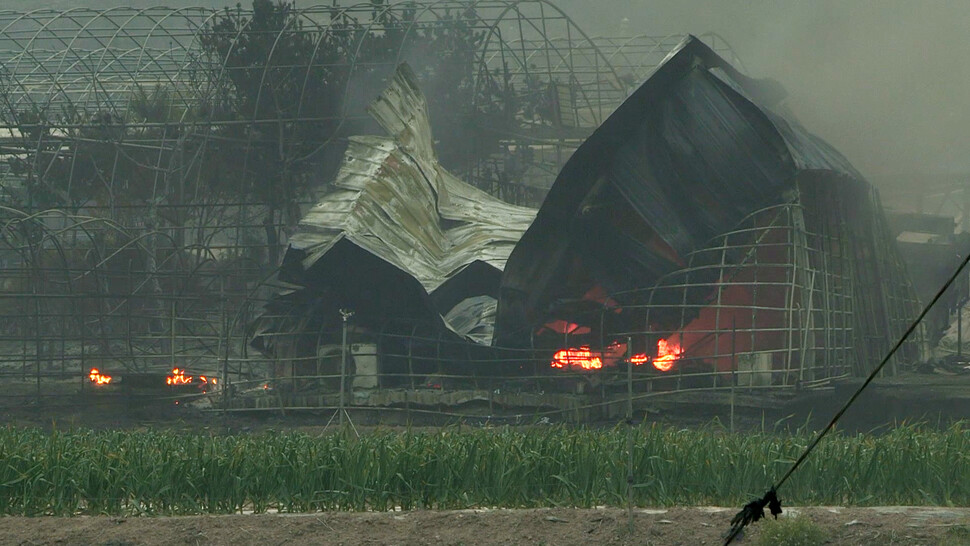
88, 368, 112, 385
653, 338, 681, 372
167, 368, 218, 392
550, 346, 604, 370
166, 368, 192, 385
629, 353, 650, 366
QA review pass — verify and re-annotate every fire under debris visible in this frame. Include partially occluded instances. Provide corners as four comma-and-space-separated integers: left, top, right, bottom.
252, 36, 922, 389
496, 35, 922, 381
249, 64, 537, 382
88, 368, 112, 386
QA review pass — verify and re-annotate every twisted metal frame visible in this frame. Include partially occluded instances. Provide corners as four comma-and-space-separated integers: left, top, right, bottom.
0, 4, 738, 199
0, 3, 762, 419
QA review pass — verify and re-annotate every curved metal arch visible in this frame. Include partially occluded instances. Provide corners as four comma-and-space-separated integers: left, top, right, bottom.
468, 0, 622, 128
286, 4, 376, 163
301, 2, 490, 160
231, 1, 508, 168
51, 45, 184, 114
112, 8, 209, 125
271, 0, 625, 158
1, 7, 208, 153
309, 1, 426, 159
0, 12, 114, 209
0, 207, 204, 373
598, 34, 687, 82
608, 202, 800, 303
47, 8, 152, 115
2, 8, 211, 114
112, 9, 217, 205
598, 32, 743, 84
480, 34, 626, 125
2, 4, 631, 130
486, 31, 743, 95
177, 7, 264, 201
0, 209, 77, 296
1, 9, 101, 117
0, 207, 167, 315
243, 2, 372, 159
696, 31, 745, 71
195, 3, 394, 191
65, 8, 150, 105
290, 0, 486, 163
251, 1, 407, 126
234, 2, 349, 202
0, 50, 60, 115
0, 3, 743, 211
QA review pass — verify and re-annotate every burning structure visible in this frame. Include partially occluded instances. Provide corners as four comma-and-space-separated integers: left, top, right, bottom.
250, 64, 537, 382
0, 4, 927, 418
252, 36, 922, 395
0, 4, 748, 403
496, 36, 923, 383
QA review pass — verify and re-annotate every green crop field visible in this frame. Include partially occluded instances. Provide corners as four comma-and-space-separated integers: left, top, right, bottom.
2, 423, 969, 515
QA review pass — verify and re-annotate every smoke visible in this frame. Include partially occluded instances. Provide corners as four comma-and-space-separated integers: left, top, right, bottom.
556, 0, 970, 181
11, 0, 968, 181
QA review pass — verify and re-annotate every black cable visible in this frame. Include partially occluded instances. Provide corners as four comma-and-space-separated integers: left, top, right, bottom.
724, 248, 970, 545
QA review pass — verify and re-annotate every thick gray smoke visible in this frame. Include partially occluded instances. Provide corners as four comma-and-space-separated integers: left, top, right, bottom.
556, 0, 970, 181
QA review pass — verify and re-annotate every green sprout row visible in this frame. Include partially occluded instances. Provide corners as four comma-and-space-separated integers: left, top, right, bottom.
1, 423, 969, 515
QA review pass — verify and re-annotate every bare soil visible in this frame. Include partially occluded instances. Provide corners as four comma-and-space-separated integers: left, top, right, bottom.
2, 506, 969, 546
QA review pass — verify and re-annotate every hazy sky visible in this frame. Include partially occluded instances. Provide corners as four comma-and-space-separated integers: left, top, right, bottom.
6, 0, 969, 180
554, 0, 970, 180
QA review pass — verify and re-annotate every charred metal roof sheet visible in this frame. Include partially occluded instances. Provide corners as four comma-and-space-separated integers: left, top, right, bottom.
288, 64, 536, 294
495, 35, 868, 346
267, 63, 535, 344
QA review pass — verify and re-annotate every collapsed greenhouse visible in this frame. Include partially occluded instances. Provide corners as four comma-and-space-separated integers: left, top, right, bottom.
0, 3, 924, 418
251, 36, 923, 400
249, 63, 538, 384
495, 35, 924, 382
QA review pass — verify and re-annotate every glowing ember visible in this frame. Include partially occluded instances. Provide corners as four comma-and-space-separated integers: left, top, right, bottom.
653, 338, 682, 372
88, 368, 112, 385
166, 368, 192, 385
550, 346, 603, 370
166, 368, 218, 394
629, 353, 650, 366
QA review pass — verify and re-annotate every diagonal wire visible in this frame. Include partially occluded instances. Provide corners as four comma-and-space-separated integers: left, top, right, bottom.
724, 248, 970, 545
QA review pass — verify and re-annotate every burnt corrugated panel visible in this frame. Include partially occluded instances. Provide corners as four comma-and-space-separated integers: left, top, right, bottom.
255, 63, 536, 348
609, 67, 795, 259
288, 65, 535, 295
766, 110, 863, 178
495, 35, 864, 347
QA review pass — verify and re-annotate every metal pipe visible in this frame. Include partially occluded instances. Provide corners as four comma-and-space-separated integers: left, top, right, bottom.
958, 300, 963, 359
625, 337, 634, 535
339, 308, 354, 427
731, 320, 737, 433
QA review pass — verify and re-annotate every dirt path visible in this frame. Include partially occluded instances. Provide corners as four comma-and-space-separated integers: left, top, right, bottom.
2, 506, 969, 545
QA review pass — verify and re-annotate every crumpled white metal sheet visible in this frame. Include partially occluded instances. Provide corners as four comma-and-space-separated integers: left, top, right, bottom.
285, 63, 536, 341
